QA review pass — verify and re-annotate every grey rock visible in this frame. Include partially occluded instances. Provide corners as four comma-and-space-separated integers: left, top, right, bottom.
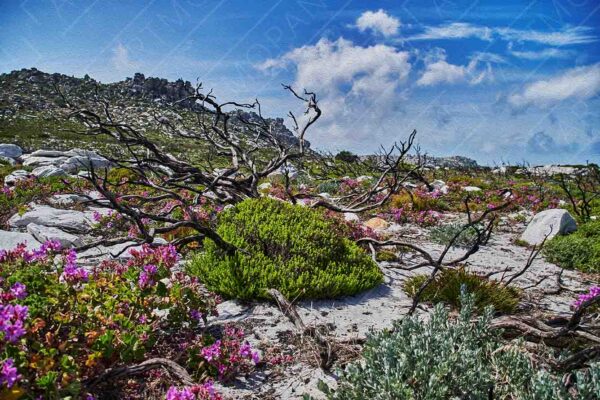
27, 223, 83, 248
22, 156, 69, 168
49, 193, 89, 206
0, 144, 23, 159
343, 212, 360, 222
520, 209, 577, 245
463, 186, 482, 192
31, 165, 68, 178
4, 170, 30, 185
0, 156, 16, 166
0, 230, 41, 251
8, 205, 92, 233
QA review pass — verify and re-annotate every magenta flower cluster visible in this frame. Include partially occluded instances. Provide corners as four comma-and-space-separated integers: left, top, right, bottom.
573, 286, 600, 309
0, 240, 62, 265
0, 358, 20, 389
0, 303, 28, 343
61, 249, 89, 284
166, 381, 221, 400
138, 264, 158, 289
199, 326, 260, 380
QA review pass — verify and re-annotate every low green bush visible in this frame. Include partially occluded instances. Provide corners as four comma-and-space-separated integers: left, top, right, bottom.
317, 292, 600, 400
543, 220, 600, 272
188, 197, 383, 300
428, 222, 480, 247
403, 268, 520, 313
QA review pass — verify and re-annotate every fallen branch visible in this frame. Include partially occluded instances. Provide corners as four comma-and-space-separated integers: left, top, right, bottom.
85, 357, 198, 390
268, 288, 333, 369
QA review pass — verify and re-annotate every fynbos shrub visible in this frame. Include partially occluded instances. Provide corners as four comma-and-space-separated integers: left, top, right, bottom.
188, 197, 382, 300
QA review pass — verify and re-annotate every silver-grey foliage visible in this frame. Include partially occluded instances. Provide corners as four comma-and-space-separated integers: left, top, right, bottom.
316, 292, 600, 399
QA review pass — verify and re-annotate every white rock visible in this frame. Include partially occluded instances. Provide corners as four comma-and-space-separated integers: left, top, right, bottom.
0, 144, 23, 159
463, 186, 482, 192
258, 182, 272, 191
403, 182, 419, 189
356, 175, 372, 183
0, 230, 41, 251
318, 192, 331, 199
343, 212, 360, 222
4, 170, 30, 185
268, 164, 298, 179
27, 223, 83, 248
49, 193, 89, 206
28, 149, 67, 157
520, 209, 577, 245
0, 156, 16, 166
31, 165, 68, 178
8, 205, 92, 233
59, 154, 111, 173
431, 179, 449, 194
23, 156, 69, 168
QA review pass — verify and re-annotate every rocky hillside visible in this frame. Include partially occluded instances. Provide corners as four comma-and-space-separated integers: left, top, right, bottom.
0, 68, 302, 148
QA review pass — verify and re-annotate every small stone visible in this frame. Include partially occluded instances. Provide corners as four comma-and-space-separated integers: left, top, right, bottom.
364, 217, 389, 230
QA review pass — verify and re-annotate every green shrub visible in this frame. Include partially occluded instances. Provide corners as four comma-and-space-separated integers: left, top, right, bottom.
317, 180, 340, 194
543, 220, 600, 272
403, 268, 520, 313
188, 197, 382, 300
376, 249, 398, 262
317, 292, 600, 400
335, 150, 359, 163
428, 222, 480, 247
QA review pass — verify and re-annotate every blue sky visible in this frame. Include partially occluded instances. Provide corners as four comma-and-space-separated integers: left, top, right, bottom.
1, 0, 599, 165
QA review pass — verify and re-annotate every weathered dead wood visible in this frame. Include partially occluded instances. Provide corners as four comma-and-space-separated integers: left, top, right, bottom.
84, 357, 199, 390
268, 288, 333, 369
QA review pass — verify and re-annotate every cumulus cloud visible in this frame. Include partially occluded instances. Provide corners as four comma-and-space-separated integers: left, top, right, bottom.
417, 60, 468, 86
258, 37, 410, 99
406, 23, 596, 46
112, 43, 139, 73
509, 63, 600, 107
354, 9, 400, 37
416, 49, 496, 86
257, 37, 411, 144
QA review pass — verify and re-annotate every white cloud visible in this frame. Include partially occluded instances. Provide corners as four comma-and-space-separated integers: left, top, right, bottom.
508, 47, 573, 60
497, 26, 596, 46
258, 37, 410, 98
406, 23, 596, 46
257, 37, 411, 143
408, 22, 492, 41
417, 60, 467, 86
416, 49, 495, 86
111, 43, 139, 73
355, 9, 400, 37
509, 63, 600, 107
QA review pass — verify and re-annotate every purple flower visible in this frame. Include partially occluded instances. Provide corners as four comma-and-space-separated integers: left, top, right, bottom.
190, 310, 203, 321
573, 286, 600, 309
166, 386, 195, 400
251, 350, 260, 365
201, 341, 222, 362
61, 250, 89, 284
0, 304, 28, 343
0, 358, 20, 388
138, 272, 154, 289
9, 282, 27, 300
